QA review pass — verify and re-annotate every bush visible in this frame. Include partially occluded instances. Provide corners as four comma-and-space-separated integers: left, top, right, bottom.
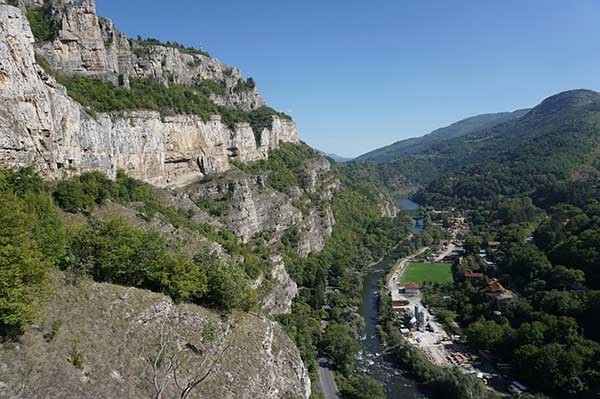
27, 5, 60, 42
193, 251, 255, 311
0, 192, 52, 336
0, 168, 69, 337
321, 322, 360, 376
195, 79, 227, 96
130, 36, 210, 57
69, 218, 208, 302
53, 171, 112, 213
233, 77, 256, 94
339, 374, 386, 399
236, 143, 314, 192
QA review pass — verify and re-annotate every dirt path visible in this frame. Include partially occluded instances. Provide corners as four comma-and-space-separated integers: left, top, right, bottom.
387, 247, 429, 294
385, 246, 453, 367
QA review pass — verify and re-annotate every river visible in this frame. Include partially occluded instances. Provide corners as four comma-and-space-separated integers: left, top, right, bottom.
356, 199, 427, 398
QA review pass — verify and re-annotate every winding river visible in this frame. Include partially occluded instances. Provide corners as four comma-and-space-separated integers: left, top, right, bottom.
356, 199, 427, 398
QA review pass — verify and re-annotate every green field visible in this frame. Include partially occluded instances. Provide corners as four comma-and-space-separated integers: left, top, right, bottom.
401, 262, 453, 284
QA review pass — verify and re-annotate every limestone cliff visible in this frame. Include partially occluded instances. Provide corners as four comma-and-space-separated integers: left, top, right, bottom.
168, 154, 339, 314
0, 277, 311, 399
0, 4, 339, 396
0, 4, 298, 187
182, 154, 338, 250
8, 0, 264, 110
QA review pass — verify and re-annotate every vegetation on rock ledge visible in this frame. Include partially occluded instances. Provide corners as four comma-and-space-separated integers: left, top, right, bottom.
26, 5, 60, 42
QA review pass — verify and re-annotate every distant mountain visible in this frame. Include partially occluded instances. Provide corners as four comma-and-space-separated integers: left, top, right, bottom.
319, 151, 353, 163
369, 89, 600, 207
356, 109, 530, 163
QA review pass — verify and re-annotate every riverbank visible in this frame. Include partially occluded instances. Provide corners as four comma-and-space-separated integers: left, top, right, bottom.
377, 281, 496, 399
385, 247, 453, 367
375, 203, 500, 399
356, 249, 426, 399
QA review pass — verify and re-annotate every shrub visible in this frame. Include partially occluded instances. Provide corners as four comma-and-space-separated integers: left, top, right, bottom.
339, 374, 386, 399
236, 143, 314, 192
27, 5, 60, 42
69, 217, 208, 302
195, 79, 227, 97
130, 36, 210, 57
0, 193, 52, 336
233, 77, 256, 94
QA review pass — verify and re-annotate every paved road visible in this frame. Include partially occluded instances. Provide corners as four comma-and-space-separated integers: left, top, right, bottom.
318, 358, 340, 399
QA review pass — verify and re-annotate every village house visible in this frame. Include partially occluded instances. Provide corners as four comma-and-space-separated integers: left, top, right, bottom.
486, 278, 514, 304
391, 293, 410, 317
464, 272, 485, 285
400, 283, 421, 297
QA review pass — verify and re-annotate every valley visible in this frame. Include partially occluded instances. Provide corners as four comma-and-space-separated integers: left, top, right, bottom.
0, 1, 599, 399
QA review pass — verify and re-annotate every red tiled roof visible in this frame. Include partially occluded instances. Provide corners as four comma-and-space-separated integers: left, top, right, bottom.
405, 283, 421, 289
487, 278, 512, 296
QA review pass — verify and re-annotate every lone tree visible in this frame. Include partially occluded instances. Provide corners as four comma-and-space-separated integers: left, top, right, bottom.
143, 316, 231, 399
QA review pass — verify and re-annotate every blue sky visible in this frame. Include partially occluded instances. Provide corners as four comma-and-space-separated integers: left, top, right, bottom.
97, 0, 600, 157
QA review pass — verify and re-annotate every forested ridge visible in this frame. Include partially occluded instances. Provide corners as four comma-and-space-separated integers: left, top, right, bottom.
355, 89, 600, 208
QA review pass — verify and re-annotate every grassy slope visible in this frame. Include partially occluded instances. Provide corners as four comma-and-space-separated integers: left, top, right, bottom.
0, 274, 306, 399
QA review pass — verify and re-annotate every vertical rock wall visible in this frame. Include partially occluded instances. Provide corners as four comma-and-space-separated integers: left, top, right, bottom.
0, 4, 298, 186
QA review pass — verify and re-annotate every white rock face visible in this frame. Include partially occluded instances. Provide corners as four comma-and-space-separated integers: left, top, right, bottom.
24, 0, 264, 110
260, 256, 300, 318
0, 4, 298, 186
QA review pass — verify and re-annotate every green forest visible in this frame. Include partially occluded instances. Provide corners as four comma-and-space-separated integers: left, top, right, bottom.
345, 90, 600, 398
0, 167, 267, 337
426, 181, 600, 398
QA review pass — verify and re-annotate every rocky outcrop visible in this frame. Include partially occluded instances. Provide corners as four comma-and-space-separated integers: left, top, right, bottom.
0, 4, 298, 186
0, 278, 311, 399
260, 256, 299, 315
35, 0, 128, 82
174, 155, 338, 314
17, 0, 264, 110
296, 207, 335, 256
296, 157, 339, 256
184, 169, 304, 242
128, 44, 264, 111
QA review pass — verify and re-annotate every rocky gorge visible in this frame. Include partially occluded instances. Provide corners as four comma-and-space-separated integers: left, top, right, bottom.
0, 1, 344, 397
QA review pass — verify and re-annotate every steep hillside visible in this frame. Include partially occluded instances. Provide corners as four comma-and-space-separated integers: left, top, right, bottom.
352, 90, 600, 207
412, 89, 600, 206
0, 277, 310, 399
357, 109, 529, 163
0, 3, 334, 397
0, 2, 415, 398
